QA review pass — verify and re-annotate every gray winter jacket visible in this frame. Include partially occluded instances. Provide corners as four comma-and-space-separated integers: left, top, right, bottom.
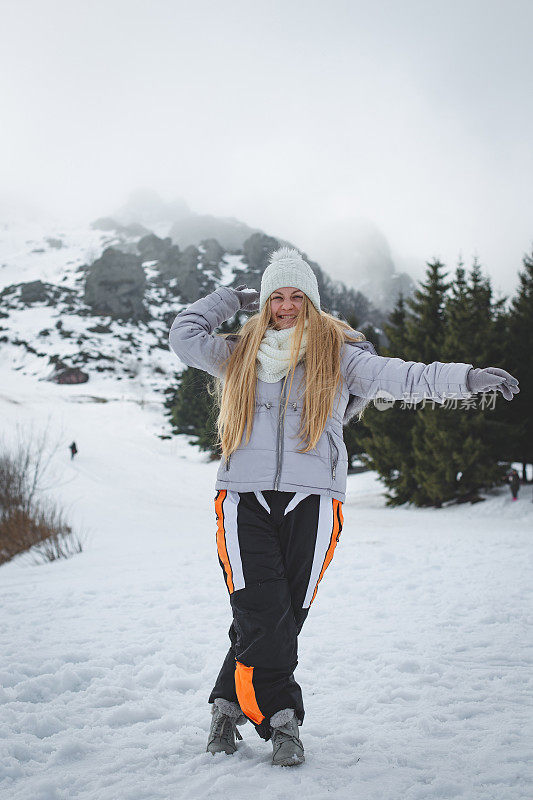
168, 286, 474, 502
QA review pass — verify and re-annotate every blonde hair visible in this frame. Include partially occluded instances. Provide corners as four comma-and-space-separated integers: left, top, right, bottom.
208, 294, 366, 461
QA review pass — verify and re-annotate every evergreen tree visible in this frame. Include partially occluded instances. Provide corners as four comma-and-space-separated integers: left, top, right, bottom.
386, 291, 408, 348
463, 258, 511, 468
359, 322, 380, 349
357, 291, 421, 504
466, 256, 503, 362
381, 260, 449, 506
502, 247, 533, 478
343, 312, 360, 332
405, 259, 450, 362
358, 258, 502, 508
440, 260, 469, 356
164, 367, 220, 456
409, 259, 505, 506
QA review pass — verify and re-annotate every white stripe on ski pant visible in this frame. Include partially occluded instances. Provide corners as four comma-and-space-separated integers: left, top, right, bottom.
223, 491, 245, 592
302, 495, 335, 609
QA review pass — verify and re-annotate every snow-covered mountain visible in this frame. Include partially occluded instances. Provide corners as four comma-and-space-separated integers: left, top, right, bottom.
0, 215, 384, 403
0, 218, 251, 402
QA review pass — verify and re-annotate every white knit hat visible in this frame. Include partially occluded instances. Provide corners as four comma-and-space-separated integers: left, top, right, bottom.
259, 247, 321, 312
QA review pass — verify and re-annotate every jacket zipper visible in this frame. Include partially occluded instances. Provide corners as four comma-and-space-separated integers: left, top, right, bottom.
326, 431, 339, 481
274, 383, 289, 490
227, 402, 337, 483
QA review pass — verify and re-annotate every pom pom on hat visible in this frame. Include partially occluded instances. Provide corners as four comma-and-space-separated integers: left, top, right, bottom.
259, 247, 321, 312
268, 246, 304, 263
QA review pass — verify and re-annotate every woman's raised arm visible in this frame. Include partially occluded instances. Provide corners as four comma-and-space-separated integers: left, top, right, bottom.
168, 285, 259, 377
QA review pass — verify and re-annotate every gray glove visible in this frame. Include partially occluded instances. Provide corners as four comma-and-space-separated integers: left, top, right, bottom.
233, 284, 260, 312
466, 367, 520, 401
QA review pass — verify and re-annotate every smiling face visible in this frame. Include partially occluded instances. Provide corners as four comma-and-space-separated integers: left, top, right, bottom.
269, 286, 305, 329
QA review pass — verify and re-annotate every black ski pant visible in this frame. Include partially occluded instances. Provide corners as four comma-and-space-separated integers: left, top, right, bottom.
208, 489, 344, 741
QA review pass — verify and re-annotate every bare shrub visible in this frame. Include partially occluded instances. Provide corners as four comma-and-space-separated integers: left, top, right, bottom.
26, 499, 86, 565
0, 424, 85, 566
0, 452, 26, 510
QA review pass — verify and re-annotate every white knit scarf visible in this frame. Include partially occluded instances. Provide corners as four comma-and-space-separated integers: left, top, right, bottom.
256, 320, 308, 383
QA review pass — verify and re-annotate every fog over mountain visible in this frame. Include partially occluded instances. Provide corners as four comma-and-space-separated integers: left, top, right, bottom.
1, 1, 532, 301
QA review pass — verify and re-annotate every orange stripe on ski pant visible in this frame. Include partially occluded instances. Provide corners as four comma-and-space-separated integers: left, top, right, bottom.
215, 489, 234, 593
309, 498, 343, 607
235, 661, 265, 725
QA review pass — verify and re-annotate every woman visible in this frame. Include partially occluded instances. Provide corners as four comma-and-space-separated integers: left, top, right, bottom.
168, 247, 519, 766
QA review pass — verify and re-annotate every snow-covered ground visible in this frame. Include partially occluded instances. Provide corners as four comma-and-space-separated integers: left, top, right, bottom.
0, 364, 532, 800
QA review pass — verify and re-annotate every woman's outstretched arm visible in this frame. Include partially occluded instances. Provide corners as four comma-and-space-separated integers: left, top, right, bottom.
168, 285, 259, 377
340, 344, 519, 404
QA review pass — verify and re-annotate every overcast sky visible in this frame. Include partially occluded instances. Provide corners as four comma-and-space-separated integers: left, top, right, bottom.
2, 0, 532, 296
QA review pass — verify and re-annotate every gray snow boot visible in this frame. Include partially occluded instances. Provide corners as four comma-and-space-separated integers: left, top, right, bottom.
270, 709, 305, 766
206, 699, 246, 755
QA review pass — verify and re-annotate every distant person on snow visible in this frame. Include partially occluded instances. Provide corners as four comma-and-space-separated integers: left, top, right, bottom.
168, 247, 520, 767
69, 441, 78, 460
508, 469, 520, 501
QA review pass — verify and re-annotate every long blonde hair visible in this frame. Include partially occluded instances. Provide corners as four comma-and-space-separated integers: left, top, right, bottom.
210, 294, 365, 458
208, 294, 366, 460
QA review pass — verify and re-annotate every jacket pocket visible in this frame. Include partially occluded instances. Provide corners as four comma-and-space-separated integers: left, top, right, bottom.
326, 431, 339, 481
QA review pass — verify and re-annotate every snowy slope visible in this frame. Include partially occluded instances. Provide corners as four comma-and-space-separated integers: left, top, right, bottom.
0, 362, 532, 800
0, 218, 242, 396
